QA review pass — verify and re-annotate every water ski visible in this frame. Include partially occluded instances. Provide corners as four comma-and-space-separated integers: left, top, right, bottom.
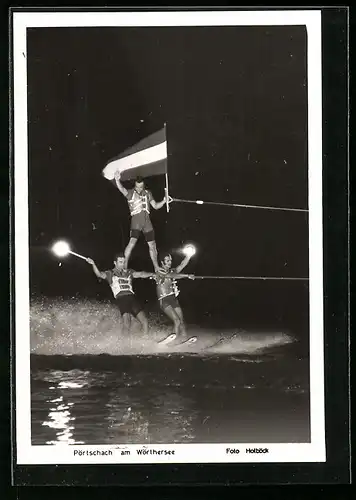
177, 336, 197, 346
207, 333, 237, 349
158, 333, 177, 345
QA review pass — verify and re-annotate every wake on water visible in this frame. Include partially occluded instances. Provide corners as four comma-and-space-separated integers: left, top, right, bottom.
30, 298, 295, 356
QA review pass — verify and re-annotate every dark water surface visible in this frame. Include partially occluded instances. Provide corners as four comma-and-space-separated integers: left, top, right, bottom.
31, 351, 310, 445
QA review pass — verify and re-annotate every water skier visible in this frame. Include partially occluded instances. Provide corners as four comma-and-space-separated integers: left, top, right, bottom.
86, 254, 152, 337
114, 170, 172, 272
153, 252, 195, 343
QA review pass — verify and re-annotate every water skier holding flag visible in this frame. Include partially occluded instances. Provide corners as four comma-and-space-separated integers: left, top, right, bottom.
114, 171, 171, 272
102, 126, 173, 273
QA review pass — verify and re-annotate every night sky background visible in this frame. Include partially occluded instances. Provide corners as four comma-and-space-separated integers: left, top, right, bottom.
27, 26, 309, 340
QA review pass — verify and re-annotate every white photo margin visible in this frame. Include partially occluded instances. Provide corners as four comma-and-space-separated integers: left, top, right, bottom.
13, 9, 325, 465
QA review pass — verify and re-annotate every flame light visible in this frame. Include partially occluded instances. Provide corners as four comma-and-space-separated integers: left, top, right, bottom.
52, 241, 71, 258
182, 244, 196, 257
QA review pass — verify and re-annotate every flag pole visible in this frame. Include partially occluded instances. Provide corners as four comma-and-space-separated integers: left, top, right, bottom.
165, 173, 170, 213
164, 122, 170, 213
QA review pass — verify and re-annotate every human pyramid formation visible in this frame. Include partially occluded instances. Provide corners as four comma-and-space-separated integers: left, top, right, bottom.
86, 170, 197, 345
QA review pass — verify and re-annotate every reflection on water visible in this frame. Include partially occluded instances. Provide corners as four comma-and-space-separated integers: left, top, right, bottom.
41, 377, 90, 445
31, 354, 310, 445
104, 388, 195, 444
32, 372, 197, 445
43, 395, 81, 445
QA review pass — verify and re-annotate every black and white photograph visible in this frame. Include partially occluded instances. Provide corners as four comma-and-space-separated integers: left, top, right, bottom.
13, 10, 325, 465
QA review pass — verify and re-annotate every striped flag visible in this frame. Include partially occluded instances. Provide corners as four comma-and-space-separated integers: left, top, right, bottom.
102, 127, 167, 182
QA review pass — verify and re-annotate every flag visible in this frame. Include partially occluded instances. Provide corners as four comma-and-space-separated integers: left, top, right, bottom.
102, 127, 167, 182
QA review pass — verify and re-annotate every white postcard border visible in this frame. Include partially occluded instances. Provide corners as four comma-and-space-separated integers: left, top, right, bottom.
13, 9, 325, 465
